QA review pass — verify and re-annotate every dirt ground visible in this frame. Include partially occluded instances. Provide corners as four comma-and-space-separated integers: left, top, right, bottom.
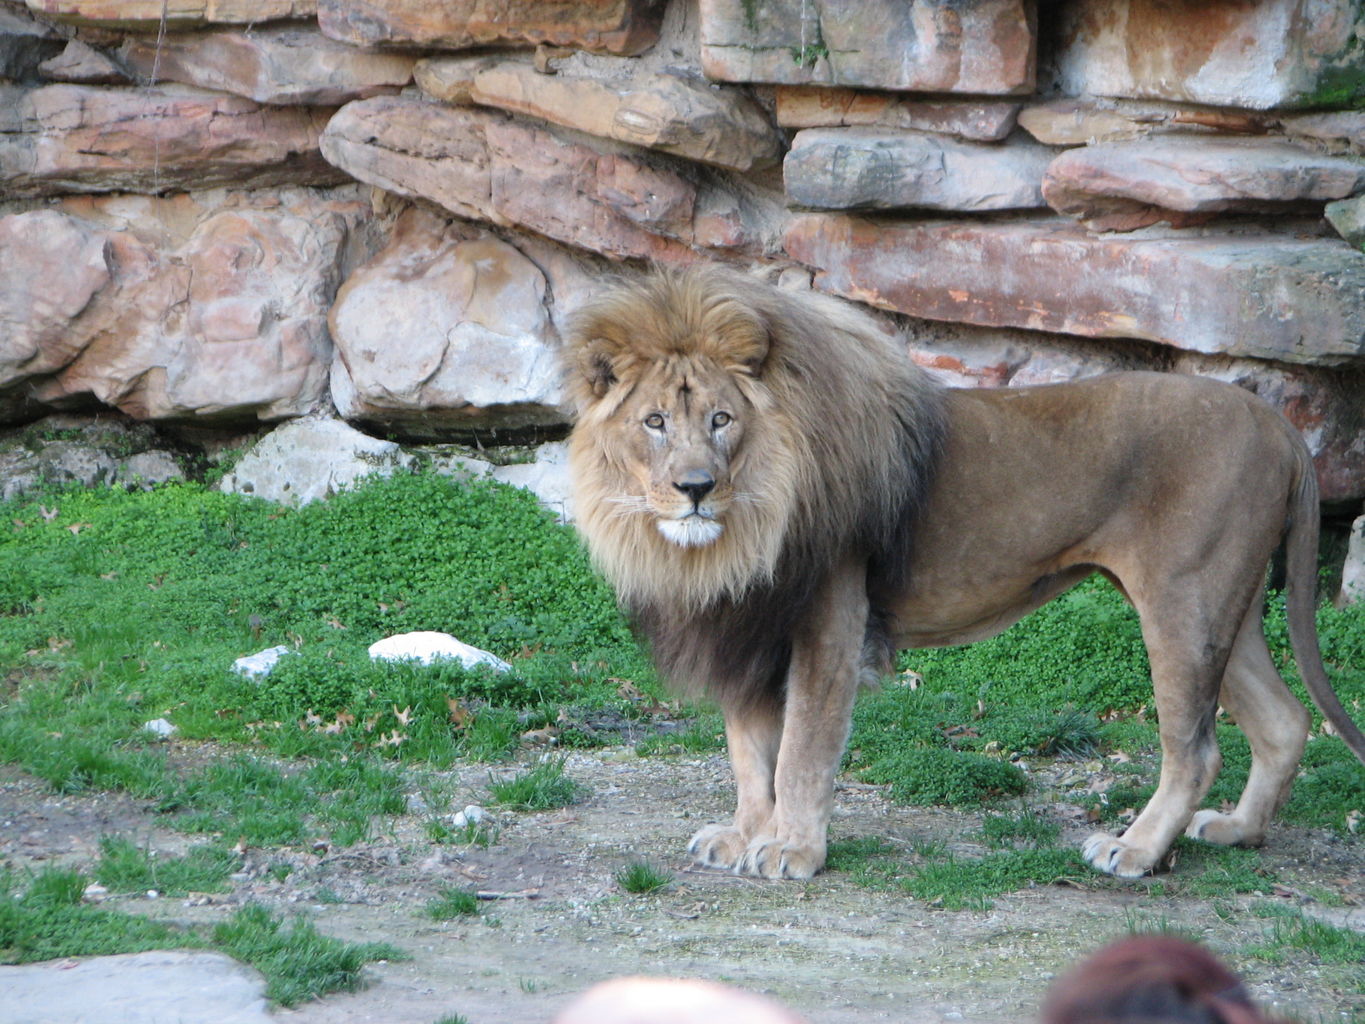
2, 749, 1362, 1024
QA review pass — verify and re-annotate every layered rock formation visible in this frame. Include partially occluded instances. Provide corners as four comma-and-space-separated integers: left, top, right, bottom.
1, 0, 1363, 512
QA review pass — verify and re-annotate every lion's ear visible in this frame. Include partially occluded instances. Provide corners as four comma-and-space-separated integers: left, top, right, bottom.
579, 344, 619, 398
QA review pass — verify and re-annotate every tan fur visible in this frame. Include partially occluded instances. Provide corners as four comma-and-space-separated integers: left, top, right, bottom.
562, 266, 1365, 880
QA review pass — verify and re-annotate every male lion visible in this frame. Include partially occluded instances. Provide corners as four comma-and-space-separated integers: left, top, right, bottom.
562, 265, 1365, 880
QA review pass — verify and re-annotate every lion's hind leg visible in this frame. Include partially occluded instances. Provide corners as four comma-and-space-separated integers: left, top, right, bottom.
688, 702, 781, 870
1083, 589, 1237, 878
1187, 597, 1308, 848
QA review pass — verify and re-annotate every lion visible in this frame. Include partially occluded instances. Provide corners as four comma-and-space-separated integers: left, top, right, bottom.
561, 264, 1365, 880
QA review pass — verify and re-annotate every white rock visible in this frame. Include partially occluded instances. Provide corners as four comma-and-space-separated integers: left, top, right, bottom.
491, 441, 574, 523
218, 417, 414, 506
232, 645, 294, 679
368, 631, 511, 672
452, 804, 486, 828
142, 718, 177, 738
1338, 513, 1365, 608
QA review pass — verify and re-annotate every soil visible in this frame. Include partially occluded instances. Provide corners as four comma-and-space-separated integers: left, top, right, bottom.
2, 749, 1362, 1024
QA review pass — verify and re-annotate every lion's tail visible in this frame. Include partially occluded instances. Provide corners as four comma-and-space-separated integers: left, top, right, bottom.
1284, 444, 1365, 765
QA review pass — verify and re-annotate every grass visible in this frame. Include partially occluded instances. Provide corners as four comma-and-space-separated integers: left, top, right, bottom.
615, 861, 673, 894
425, 887, 481, 920
0, 472, 1362, 993
0, 866, 400, 1005
486, 757, 586, 811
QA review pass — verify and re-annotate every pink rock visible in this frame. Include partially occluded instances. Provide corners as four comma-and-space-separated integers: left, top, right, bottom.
120, 25, 417, 106
328, 208, 565, 434
784, 214, 1365, 366
1052, 0, 1365, 110
700, 0, 1035, 94
1043, 137, 1365, 231
318, 0, 664, 55
0, 83, 342, 198
1, 190, 370, 425
776, 86, 1021, 142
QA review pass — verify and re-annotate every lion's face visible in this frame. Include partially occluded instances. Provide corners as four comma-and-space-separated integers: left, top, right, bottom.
614, 356, 752, 549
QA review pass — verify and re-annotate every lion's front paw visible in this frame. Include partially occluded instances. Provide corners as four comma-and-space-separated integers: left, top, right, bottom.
735, 837, 823, 880
687, 824, 749, 871
1185, 809, 1264, 848
1081, 832, 1157, 879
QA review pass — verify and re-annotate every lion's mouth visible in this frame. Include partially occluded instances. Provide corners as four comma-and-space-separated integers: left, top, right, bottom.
657, 513, 724, 548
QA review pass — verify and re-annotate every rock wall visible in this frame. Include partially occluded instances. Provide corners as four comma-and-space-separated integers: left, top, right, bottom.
2, 0, 1364, 508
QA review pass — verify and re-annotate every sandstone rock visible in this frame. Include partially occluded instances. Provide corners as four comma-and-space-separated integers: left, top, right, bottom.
1051, 0, 1365, 110
0, 209, 112, 384
322, 95, 766, 261
905, 325, 1150, 389
1018, 98, 1272, 146
784, 214, 1365, 366
23, 0, 314, 27
233, 645, 294, 678
0, 84, 342, 198
775, 87, 1020, 142
449, 58, 781, 171
329, 208, 565, 435
218, 416, 414, 506
368, 631, 511, 672
318, 0, 664, 56
1278, 111, 1365, 155
412, 54, 506, 105
1043, 137, 1365, 231
1326, 195, 1365, 249
37, 39, 129, 84
120, 25, 416, 105
699, 0, 1035, 94
784, 128, 1054, 211
1, 189, 369, 425
1173, 352, 1365, 504
1339, 513, 1365, 607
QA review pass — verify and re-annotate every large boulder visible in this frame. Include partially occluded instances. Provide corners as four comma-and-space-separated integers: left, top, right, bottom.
1050, 0, 1365, 110
784, 214, 1365, 367
699, 0, 1035, 94
120, 25, 417, 106
328, 208, 565, 436
317, 0, 665, 55
0, 188, 371, 425
218, 416, 413, 506
0, 84, 343, 198
784, 128, 1054, 211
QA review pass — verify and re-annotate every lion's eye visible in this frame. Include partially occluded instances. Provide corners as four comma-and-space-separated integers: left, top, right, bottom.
711, 411, 732, 429
644, 413, 666, 430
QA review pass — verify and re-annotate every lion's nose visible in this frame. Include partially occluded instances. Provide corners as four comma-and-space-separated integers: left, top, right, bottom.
674, 470, 715, 505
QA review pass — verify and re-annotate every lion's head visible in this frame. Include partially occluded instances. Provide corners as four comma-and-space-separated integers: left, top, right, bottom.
562, 267, 944, 635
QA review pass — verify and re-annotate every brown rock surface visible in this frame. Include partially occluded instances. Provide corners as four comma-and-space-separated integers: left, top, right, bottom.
37, 39, 129, 84
23, 0, 314, 27
1042, 137, 1365, 231
784, 214, 1365, 366
120, 25, 416, 105
1017, 98, 1273, 146
775, 87, 1021, 142
329, 208, 565, 433
0, 189, 370, 425
317, 0, 664, 55
452, 59, 781, 171
0, 83, 343, 198
1051, 0, 1365, 110
699, 0, 1035, 94
785, 128, 1054, 211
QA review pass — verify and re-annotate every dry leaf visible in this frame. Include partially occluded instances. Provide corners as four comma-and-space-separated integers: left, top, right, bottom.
393, 704, 413, 726
447, 698, 473, 730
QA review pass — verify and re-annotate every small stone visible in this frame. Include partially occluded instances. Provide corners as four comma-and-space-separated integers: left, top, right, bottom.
368, 632, 511, 672
232, 645, 294, 679
143, 718, 178, 739
1326, 195, 1365, 250
1337, 514, 1365, 608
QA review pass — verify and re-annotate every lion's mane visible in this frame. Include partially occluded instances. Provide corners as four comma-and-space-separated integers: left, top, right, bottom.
563, 266, 945, 711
